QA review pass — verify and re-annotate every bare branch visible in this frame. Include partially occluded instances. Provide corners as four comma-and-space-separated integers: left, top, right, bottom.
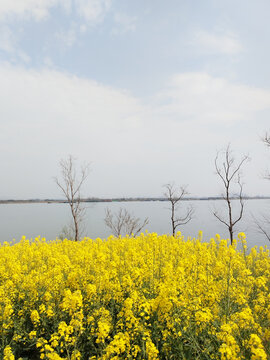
174, 206, 194, 226
54, 155, 90, 241
232, 177, 244, 227
251, 132, 270, 241
252, 213, 270, 242
229, 155, 249, 182
164, 182, 193, 236
104, 207, 148, 237
213, 210, 229, 227
213, 145, 249, 244
215, 152, 227, 188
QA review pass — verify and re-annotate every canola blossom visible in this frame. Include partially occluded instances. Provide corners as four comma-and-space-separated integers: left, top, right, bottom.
0, 232, 270, 359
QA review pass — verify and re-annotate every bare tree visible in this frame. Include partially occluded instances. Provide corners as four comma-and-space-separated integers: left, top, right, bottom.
253, 131, 270, 241
55, 155, 90, 241
214, 144, 249, 244
104, 207, 148, 237
164, 183, 194, 236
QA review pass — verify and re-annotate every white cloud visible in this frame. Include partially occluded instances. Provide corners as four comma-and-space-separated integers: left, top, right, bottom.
0, 62, 149, 197
0, 24, 15, 52
112, 12, 137, 35
0, 1, 112, 53
0, 62, 145, 157
0, 0, 111, 23
74, 0, 111, 22
0, 64, 270, 198
192, 30, 243, 55
79, 24, 87, 33
43, 56, 54, 67
17, 50, 31, 63
56, 26, 77, 47
156, 72, 270, 123
0, 0, 59, 21
0, 24, 31, 63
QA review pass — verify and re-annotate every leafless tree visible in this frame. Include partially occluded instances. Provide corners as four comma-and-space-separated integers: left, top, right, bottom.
55, 155, 90, 241
104, 207, 148, 237
58, 224, 74, 241
164, 183, 194, 236
214, 144, 249, 244
253, 131, 270, 241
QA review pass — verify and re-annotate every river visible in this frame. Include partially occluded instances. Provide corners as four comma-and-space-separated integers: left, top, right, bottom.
0, 199, 269, 248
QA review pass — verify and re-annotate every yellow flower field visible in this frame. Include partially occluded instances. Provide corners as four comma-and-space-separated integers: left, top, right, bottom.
0, 232, 270, 359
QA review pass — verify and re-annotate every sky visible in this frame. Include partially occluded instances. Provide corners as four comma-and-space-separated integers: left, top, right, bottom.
0, 0, 270, 199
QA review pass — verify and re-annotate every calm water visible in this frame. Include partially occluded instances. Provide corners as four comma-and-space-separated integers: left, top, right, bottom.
0, 199, 270, 248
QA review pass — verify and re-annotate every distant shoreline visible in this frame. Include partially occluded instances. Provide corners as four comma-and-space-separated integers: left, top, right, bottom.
0, 196, 270, 204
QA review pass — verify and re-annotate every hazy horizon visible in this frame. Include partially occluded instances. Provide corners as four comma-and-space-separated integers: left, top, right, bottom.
1, 194, 270, 201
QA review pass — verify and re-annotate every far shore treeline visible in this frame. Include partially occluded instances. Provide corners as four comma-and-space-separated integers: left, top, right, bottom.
1, 195, 270, 204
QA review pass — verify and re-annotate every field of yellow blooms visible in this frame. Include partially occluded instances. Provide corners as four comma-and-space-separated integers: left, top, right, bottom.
1, 232, 270, 360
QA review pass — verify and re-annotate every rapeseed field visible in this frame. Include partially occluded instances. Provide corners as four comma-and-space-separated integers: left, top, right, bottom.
0, 232, 269, 359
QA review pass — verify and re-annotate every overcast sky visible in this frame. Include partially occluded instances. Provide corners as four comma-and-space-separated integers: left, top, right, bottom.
0, 0, 270, 199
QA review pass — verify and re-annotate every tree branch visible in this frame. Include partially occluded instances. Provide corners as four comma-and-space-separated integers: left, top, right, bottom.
54, 155, 89, 241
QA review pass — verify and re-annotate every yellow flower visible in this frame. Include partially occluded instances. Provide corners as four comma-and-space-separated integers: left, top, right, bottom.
3, 346, 15, 360
248, 334, 267, 360
29, 330, 37, 339
31, 310, 40, 325
1, 232, 270, 359
238, 232, 246, 240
